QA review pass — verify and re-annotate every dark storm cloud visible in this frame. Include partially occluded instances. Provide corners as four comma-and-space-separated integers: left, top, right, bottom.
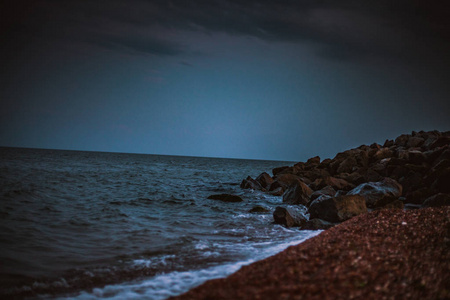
2, 0, 449, 61
92, 34, 184, 56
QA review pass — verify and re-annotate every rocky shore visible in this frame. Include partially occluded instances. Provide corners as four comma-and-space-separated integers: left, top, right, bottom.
177, 130, 450, 299
241, 130, 450, 229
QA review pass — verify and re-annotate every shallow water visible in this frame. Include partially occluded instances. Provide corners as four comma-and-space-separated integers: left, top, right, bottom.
0, 147, 319, 299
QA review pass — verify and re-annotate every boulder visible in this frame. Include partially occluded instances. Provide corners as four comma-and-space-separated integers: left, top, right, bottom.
240, 176, 264, 190
299, 169, 330, 182
312, 176, 351, 191
424, 159, 450, 186
272, 166, 290, 176
255, 172, 274, 189
422, 193, 450, 207
282, 181, 313, 205
249, 205, 270, 213
372, 148, 394, 162
383, 139, 394, 148
429, 136, 450, 149
207, 194, 243, 202
407, 150, 426, 164
306, 156, 321, 166
308, 195, 367, 223
310, 186, 336, 202
394, 134, 410, 147
406, 136, 425, 148
301, 218, 336, 230
347, 178, 402, 208
269, 187, 284, 196
338, 172, 366, 186
431, 168, 450, 193
336, 156, 358, 174
363, 168, 384, 182
273, 206, 307, 228
273, 174, 305, 190
405, 187, 433, 204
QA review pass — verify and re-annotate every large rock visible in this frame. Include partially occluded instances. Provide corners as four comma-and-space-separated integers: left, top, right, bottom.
282, 181, 313, 205
301, 218, 336, 230
310, 186, 336, 202
273, 174, 305, 190
372, 147, 394, 162
272, 166, 290, 176
422, 193, 450, 207
406, 136, 425, 148
240, 176, 263, 191
431, 168, 450, 193
273, 206, 307, 228
207, 194, 243, 202
311, 176, 351, 191
407, 150, 426, 164
255, 172, 274, 189
308, 195, 367, 223
249, 205, 270, 213
347, 178, 402, 208
336, 156, 357, 174
429, 136, 450, 149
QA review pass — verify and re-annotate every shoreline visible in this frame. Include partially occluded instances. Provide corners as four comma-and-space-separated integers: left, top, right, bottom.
170, 207, 450, 299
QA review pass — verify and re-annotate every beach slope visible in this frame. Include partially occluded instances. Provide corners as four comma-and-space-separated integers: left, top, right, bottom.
170, 207, 450, 299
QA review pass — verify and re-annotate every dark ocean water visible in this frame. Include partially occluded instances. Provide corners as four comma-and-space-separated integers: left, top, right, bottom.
0, 147, 320, 299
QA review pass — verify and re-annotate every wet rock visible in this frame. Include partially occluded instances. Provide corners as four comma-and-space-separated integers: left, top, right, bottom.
372, 148, 394, 162
312, 176, 351, 191
394, 134, 410, 147
406, 136, 425, 148
207, 194, 243, 202
429, 136, 450, 149
273, 206, 307, 228
301, 218, 336, 230
431, 168, 450, 193
424, 159, 450, 187
272, 166, 290, 176
422, 193, 450, 207
405, 187, 433, 204
306, 156, 321, 166
308, 195, 367, 223
363, 168, 384, 182
347, 178, 402, 208
273, 174, 305, 190
240, 176, 264, 191
337, 156, 358, 174
383, 139, 394, 148
269, 187, 284, 196
338, 172, 366, 186
310, 186, 336, 202
255, 172, 273, 189
407, 150, 426, 164
249, 205, 270, 213
319, 158, 332, 169
299, 169, 330, 182
282, 181, 313, 205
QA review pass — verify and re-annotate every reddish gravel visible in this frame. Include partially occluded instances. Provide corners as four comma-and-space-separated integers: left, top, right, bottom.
170, 207, 450, 300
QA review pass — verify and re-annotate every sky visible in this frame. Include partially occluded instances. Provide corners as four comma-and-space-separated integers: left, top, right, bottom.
1, 0, 449, 161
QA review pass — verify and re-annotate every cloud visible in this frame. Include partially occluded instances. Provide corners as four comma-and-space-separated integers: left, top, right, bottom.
93, 34, 184, 56
2, 0, 449, 63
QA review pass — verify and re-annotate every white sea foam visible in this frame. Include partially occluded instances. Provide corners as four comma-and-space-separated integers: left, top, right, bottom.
66, 231, 320, 300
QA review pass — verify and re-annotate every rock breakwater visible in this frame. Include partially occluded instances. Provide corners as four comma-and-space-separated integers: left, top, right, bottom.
241, 130, 450, 228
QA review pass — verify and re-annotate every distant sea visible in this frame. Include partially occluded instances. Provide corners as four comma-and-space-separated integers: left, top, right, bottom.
0, 147, 320, 299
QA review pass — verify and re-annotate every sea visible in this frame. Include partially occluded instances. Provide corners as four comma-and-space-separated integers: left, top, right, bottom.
0, 147, 320, 299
